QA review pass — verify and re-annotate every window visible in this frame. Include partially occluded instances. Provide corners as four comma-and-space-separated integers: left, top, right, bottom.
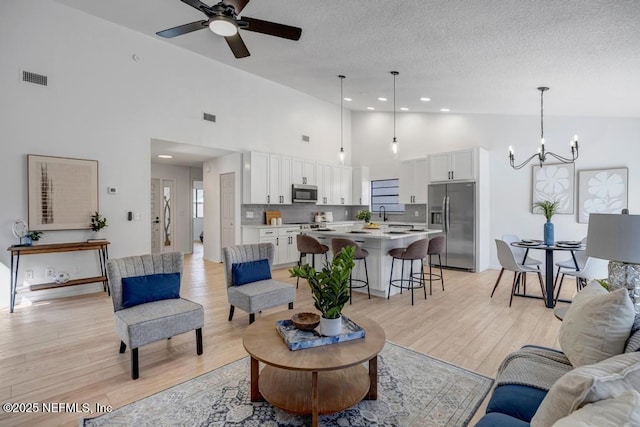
371, 179, 405, 214
193, 188, 204, 218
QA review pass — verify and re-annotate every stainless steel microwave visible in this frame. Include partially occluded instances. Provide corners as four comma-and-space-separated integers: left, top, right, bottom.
292, 184, 318, 203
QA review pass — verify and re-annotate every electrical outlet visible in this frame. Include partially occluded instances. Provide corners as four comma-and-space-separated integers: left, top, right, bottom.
25, 270, 33, 280
246, 211, 254, 219
345, 210, 348, 216
46, 267, 55, 278
415, 211, 419, 217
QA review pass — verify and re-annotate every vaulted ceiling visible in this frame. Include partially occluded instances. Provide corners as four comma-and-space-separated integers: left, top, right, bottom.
56, 0, 640, 117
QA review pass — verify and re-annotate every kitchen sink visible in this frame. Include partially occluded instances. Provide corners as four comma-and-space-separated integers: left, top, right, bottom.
387, 230, 409, 234
315, 229, 335, 232
348, 230, 370, 234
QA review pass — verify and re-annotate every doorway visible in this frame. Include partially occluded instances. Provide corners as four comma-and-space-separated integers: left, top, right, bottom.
220, 172, 235, 250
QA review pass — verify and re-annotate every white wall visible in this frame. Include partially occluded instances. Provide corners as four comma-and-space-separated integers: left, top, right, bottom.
352, 111, 640, 268
0, 0, 351, 308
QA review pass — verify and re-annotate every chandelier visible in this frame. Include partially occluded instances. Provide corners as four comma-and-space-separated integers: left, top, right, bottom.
509, 87, 579, 170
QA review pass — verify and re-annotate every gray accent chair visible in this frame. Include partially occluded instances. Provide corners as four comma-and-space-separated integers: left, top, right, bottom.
222, 243, 295, 324
106, 252, 204, 379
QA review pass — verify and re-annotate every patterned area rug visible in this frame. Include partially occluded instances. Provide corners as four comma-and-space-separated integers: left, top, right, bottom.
83, 342, 493, 426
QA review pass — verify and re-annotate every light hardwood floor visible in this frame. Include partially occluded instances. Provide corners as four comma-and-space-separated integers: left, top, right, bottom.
1, 248, 576, 426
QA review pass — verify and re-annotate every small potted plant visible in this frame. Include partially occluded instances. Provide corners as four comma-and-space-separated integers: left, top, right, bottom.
90, 211, 108, 239
533, 200, 560, 245
26, 230, 43, 245
289, 245, 355, 336
355, 209, 372, 223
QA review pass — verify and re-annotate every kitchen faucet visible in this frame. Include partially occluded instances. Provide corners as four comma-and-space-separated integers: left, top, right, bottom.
378, 206, 388, 222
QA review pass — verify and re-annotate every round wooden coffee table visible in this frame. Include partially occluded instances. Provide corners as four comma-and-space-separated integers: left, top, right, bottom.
242, 312, 385, 427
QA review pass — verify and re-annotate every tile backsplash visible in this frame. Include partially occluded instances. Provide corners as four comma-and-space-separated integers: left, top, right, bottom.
241, 204, 427, 225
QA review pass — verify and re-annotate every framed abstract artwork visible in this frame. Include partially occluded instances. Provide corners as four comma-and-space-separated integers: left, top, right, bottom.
532, 163, 575, 214
577, 167, 628, 223
27, 155, 99, 230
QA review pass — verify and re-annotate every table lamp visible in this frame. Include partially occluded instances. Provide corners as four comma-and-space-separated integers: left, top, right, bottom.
586, 213, 640, 313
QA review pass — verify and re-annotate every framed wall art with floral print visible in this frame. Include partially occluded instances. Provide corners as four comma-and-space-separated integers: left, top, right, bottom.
532, 163, 575, 214
577, 167, 628, 223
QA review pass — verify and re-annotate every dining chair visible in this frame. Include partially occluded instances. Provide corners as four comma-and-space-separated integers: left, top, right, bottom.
553, 256, 609, 304
553, 237, 588, 289
492, 239, 545, 307
502, 234, 543, 267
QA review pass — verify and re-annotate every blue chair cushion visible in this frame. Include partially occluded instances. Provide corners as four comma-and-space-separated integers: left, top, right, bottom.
232, 259, 272, 286
474, 411, 530, 427
121, 273, 181, 308
486, 384, 547, 423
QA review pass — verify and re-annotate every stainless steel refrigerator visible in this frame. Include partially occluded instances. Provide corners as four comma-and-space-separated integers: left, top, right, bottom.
428, 182, 476, 271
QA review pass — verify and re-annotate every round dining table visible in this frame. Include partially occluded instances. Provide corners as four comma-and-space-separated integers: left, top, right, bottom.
510, 241, 585, 308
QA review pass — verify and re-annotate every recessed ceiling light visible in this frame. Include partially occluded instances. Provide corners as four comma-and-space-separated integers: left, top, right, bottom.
367, 107, 375, 110
344, 97, 352, 101
157, 154, 173, 159
378, 97, 387, 102
400, 107, 409, 111
420, 97, 431, 102
440, 108, 450, 112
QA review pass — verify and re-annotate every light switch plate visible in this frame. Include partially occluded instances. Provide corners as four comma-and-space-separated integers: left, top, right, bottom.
246, 211, 254, 218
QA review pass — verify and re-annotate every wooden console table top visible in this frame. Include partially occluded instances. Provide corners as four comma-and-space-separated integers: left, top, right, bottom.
8, 241, 110, 255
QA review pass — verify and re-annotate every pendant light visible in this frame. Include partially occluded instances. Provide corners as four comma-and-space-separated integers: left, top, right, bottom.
338, 75, 346, 165
390, 71, 399, 156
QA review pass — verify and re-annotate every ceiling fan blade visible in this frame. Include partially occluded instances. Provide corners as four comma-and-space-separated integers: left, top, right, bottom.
156, 20, 209, 38
241, 16, 302, 41
223, 0, 250, 14
225, 33, 250, 58
180, 0, 212, 14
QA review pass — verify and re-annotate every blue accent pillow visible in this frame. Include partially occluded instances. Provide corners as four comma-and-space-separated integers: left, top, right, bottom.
121, 272, 181, 308
232, 259, 271, 286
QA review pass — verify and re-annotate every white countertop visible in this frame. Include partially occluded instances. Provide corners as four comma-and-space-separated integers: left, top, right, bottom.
241, 221, 426, 229
306, 227, 440, 240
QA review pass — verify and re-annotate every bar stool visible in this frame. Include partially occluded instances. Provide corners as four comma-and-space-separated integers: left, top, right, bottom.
388, 239, 429, 305
331, 238, 371, 303
423, 235, 445, 295
295, 234, 329, 288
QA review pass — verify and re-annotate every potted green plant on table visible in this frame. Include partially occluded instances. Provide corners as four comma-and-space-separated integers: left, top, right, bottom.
25, 230, 43, 245
533, 200, 560, 246
355, 209, 372, 223
90, 211, 108, 240
289, 245, 355, 336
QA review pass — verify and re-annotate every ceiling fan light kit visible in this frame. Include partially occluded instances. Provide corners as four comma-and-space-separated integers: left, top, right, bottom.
209, 17, 238, 37
156, 0, 302, 59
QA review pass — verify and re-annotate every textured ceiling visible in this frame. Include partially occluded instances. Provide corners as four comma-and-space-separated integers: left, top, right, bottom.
55, 0, 640, 117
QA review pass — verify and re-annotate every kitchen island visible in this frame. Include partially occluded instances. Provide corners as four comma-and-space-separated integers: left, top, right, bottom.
305, 226, 442, 299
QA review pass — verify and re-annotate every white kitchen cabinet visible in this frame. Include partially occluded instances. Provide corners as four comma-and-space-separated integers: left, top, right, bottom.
242, 152, 270, 204
399, 158, 428, 204
352, 166, 371, 206
269, 154, 292, 205
332, 165, 352, 205
291, 158, 316, 185
428, 149, 475, 182
277, 227, 301, 264
316, 162, 333, 205
242, 152, 291, 205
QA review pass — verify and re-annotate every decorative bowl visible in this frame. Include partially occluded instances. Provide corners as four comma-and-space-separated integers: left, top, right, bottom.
291, 312, 320, 331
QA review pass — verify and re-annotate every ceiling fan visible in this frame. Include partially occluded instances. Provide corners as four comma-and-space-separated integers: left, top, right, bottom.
156, 0, 302, 58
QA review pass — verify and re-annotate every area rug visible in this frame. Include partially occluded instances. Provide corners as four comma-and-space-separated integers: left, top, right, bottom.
82, 342, 493, 426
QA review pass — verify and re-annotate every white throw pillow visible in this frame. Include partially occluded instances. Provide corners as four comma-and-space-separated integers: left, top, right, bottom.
559, 281, 634, 367
551, 390, 640, 427
531, 352, 640, 427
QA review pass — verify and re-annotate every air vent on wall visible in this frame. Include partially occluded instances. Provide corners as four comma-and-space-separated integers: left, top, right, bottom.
302, 135, 310, 143
203, 112, 216, 123
22, 70, 48, 86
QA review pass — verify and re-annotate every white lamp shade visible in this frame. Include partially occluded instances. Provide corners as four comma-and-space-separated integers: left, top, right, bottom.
586, 213, 640, 263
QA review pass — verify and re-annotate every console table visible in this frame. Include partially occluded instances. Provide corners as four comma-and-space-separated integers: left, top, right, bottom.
7, 241, 110, 313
